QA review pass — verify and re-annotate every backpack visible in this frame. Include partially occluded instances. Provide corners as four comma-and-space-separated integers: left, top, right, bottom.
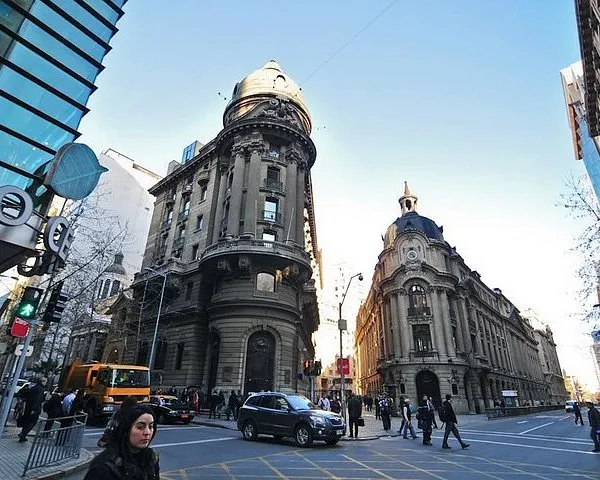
438, 404, 447, 423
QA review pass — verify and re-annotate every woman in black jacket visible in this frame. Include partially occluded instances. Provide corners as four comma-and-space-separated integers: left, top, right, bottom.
84, 405, 159, 480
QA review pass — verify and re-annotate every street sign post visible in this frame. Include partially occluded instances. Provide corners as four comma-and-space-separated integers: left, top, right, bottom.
10, 318, 29, 338
336, 358, 350, 375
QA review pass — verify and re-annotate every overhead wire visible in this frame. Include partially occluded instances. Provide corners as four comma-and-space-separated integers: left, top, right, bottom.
299, 0, 398, 87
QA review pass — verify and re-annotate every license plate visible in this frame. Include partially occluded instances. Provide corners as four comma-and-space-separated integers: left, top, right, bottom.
336, 430, 343, 436
181, 414, 189, 418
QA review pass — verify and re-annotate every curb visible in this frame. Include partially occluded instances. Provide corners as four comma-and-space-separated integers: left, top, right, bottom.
192, 420, 237, 430
27, 449, 94, 480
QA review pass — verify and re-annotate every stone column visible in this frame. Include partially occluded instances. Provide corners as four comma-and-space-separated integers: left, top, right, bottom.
457, 297, 472, 354
212, 160, 229, 243
396, 290, 410, 359
388, 294, 401, 358
227, 147, 247, 235
296, 163, 306, 245
243, 143, 265, 236
284, 155, 298, 242
439, 290, 456, 358
470, 306, 484, 355
430, 288, 447, 357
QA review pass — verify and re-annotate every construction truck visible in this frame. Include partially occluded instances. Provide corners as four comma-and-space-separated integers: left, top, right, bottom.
60, 362, 150, 424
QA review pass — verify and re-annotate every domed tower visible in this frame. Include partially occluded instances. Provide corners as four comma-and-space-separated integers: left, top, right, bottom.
196, 61, 319, 395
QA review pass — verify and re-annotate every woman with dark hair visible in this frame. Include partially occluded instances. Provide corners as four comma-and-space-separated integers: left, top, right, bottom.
85, 404, 159, 479
97, 396, 138, 448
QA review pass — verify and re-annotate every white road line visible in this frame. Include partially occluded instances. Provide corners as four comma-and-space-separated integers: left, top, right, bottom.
516, 421, 528, 424
462, 429, 589, 443
84, 425, 206, 436
153, 437, 235, 448
458, 437, 597, 455
449, 430, 589, 446
518, 421, 553, 435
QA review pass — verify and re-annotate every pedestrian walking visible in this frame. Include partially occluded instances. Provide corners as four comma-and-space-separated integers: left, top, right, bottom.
42, 393, 63, 432
401, 399, 418, 439
317, 394, 330, 411
84, 405, 160, 479
17, 377, 47, 442
440, 394, 469, 450
375, 395, 381, 420
417, 395, 433, 445
428, 396, 439, 428
574, 402, 584, 425
347, 391, 362, 438
330, 396, 341, 414
587, 401, 600, 452
379, 396, 392, 431
208, 390, 219, 419
228, 390, 238, 420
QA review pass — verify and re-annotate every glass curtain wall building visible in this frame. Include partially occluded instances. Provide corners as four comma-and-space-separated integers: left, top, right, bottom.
0, 0, 126, 209
561, 61, 600, 204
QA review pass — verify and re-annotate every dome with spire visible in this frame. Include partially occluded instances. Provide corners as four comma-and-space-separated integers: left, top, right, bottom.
104, 252, 127, 276
223, 60, 311, 132
385, 182, 445, 245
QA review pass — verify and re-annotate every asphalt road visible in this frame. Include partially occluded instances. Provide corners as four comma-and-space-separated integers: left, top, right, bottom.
71, 410, 599, 479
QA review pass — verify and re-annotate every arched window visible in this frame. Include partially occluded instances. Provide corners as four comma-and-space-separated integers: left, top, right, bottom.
110, 280, 121, 297
256, 272, 275, 292
408, 285, 428, 315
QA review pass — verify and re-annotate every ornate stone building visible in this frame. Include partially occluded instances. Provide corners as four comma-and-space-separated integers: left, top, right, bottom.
117, 61, 320, 396
354, 183, 568, 413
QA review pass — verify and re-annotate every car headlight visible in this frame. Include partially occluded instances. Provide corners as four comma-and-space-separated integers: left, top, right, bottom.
309, 415, 328, 426
102, 405, 115, 412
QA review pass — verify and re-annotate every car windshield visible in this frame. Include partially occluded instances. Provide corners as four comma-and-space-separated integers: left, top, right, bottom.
161, 397, 185, 407
97, 368, 150, 388
286, 395, 317, 410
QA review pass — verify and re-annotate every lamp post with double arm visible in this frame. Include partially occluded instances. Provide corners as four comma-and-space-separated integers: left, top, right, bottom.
338, 272, 363, 419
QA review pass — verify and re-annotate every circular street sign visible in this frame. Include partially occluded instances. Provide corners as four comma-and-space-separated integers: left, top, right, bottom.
45, 143, 108, 200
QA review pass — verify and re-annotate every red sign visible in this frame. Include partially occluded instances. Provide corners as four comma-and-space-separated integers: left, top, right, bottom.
336, 358, 350, 375
10, 318, 29, 338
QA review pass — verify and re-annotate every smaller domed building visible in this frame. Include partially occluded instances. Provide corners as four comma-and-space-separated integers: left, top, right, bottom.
354, 183, 568, 412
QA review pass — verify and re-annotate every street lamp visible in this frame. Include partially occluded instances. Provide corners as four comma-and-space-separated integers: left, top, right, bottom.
338, 272, 363, 419
144, 267, 168, 372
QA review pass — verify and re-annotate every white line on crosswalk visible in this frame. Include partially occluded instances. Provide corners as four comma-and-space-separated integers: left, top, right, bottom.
516, 421, 528, 424
456, 430, 589, 446
84, 425, 206, 436
455, 437, 597, 455
153, 437, 235, 448
518, 421, 553, 435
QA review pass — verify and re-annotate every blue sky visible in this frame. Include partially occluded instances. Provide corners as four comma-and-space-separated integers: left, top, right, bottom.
78, 1, 596, 386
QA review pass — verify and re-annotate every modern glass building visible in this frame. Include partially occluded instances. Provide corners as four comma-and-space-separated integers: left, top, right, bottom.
0, 0, 127, 203
561, 61, 600, 203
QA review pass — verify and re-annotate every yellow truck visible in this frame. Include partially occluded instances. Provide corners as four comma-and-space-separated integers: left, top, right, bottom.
60, 362, 150, 424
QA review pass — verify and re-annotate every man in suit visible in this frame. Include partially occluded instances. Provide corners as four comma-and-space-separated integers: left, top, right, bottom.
18, 377, 47, 442
441, 394, 469, 450
587, 401, 600, 452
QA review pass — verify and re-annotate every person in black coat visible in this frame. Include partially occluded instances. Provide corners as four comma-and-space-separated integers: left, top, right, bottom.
417, 395, 433, 446
347, 391, 363, 438
441, 394, 469, 450
573, 402, 584, 425
18, 377, 47, 442
587, 401, 600, 452
84, 405, 159, 480
43, 393, 63, 431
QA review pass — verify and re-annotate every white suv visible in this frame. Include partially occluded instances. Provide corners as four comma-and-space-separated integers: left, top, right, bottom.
565, 400, 576, 413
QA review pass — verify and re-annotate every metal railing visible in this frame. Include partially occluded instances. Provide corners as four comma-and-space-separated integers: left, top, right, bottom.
485, 404, 563, 420
22, 413, 87, 477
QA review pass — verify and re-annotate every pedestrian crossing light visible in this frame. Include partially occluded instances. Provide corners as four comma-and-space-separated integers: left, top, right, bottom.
42, 281, 68, 323
303, 360, 312, 376
16, 287, 43, 319
312, 360, 322, 376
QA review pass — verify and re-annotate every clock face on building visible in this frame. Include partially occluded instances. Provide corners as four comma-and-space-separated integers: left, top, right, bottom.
406, 249, 418, 261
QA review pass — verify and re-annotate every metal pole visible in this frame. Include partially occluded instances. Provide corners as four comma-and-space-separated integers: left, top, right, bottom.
135, 279, 149, 363
339, 302, 345, 420
148, 273, 167, 372
0, 321, 35, 438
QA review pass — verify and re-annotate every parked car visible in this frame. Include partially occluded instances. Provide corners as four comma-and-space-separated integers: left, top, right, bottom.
565, 400, 576, 413
237, 392, 345, 447
145, 395, 194, 424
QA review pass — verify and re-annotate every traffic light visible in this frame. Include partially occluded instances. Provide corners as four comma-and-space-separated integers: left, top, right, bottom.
16, 287, 43, 319
42, 281, 68, 323
303, 360, 312, 376
312, 360, 322, 376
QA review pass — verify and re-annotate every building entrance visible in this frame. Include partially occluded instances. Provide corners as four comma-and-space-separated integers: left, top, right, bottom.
244, 331, 275, 394
415, 370, 441, 408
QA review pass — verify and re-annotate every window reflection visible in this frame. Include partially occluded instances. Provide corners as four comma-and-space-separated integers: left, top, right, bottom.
51, 0, 114, 42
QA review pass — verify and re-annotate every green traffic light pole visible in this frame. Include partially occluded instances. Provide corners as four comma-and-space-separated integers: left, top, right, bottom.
0, 288, 45, 440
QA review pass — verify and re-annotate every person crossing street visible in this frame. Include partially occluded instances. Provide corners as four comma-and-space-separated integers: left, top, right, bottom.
441, 394, 469, 450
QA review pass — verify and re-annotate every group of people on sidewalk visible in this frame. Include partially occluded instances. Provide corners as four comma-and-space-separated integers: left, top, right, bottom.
398, 394, 469, 450
572, 401, 600, 452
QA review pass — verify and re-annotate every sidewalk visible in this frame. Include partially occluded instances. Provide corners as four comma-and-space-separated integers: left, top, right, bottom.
191, 410, 487, 441
0, 419, 93, 480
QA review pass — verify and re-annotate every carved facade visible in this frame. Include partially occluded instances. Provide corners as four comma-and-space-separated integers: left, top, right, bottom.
114, 61, 320, 396
354, 183, 568, 413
